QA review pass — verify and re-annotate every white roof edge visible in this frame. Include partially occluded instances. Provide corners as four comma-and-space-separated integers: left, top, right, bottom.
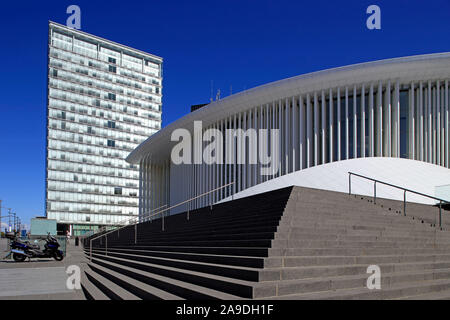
127, 52, 450, 164
49, 20, 163, 62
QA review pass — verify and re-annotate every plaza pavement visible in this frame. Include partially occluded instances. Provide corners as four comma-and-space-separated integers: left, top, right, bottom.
0, 239, 86, 300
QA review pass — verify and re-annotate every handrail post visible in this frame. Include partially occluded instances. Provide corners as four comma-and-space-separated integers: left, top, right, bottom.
134, 224, 137, 244
105, 235, 108, 256
349, 173, 351, 195
162, 211, 165, 231
403, 190, 406, 216
89, 239, 92, 261
374, 181, 377, 204
210, 193, 213, 212
439, 201, 442, 228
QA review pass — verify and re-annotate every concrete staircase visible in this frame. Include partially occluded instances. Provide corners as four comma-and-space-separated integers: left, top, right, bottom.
82, 186, 450, 300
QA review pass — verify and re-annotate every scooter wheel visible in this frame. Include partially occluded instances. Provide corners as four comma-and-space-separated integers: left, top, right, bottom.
54, 252, 64, 261
12, 253, 26, 262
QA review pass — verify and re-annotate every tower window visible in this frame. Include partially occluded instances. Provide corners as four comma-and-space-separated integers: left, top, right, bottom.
107, 121, 116, 129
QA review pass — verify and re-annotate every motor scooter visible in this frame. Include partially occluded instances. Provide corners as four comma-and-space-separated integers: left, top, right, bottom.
6, 232, 64, 262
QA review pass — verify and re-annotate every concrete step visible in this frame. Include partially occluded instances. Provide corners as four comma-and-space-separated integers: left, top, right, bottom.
274, 232, 450, 243
90, 255, 245, 299
258, 261, 450, 282
400, 289, 450, 300
271, 239, 450, 249
89, 250, 260, 281
254, 268, 450, 298
82, 186, 450, 300
93, 245, 270, 258
89, 247, 265, 268
280, 212, 438, 227
268, 246, 450, 257
80, 265, 109, 300
113, 238, 273, 248
276, 225, 450, 238
84, 267, 140, 300
264, 253, 450, 268
277, 222, 440, 236
142, 214, 281, 233
88, 262, 183, 300
139, 224, 279, 239
258, 278, 450, 300
136, 230, 277, 243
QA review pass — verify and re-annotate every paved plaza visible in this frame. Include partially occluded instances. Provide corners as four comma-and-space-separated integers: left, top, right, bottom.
0, 240, 86, 300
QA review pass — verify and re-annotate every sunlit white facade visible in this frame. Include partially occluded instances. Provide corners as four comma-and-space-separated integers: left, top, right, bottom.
46, 22, 163, 235
127, 53, 450, 217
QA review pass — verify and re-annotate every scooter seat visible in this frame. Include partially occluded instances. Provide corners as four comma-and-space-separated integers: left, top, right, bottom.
28, 244, 40, 250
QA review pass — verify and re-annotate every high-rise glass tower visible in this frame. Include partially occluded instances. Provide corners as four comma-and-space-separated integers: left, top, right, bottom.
46, 21, 163, 236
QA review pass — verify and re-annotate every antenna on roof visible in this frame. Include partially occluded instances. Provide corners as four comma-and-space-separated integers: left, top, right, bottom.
210, 80, 214, 103
216, 89, 221, 101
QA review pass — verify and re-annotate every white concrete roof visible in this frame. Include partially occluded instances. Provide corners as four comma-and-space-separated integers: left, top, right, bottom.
218, 157, 450, 205
127, 52, 450, 164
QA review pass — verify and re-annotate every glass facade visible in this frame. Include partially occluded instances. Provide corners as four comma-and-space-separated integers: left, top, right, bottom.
46, 22, 162, 236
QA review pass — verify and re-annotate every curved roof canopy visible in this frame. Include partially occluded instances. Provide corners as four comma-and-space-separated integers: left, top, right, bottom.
127, 52, 450, 164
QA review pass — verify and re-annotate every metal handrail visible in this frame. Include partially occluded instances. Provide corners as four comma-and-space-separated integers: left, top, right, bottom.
89, 181, 235, 261
145, 181, 235, 223
88, 204, 167, 260
348, 171, 450, 228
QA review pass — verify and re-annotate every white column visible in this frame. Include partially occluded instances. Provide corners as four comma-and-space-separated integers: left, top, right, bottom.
353, 85, 357, 158
409, 83, 415, 159
446, 80, 449, 168
337, 88, 341, 161
306, 94, 312, 167
419, 82, 424, 161
369, 84, 374, 157
329, 89, 334, 162
269, 102, 280, 179
285, 98, 289, 174
254, 107, 258, 186
139, 159, 143, 219
377, 81, 383, 157
299, 95, 305, 169
425, 86, 429, 163
428, 81, 432, 163
440, 82, 445, 166
314, 92, 319, 166
292, 96, 297, 171
242, 112, 247, 190
436, 80, 441, 166
248, 109, 252, 186
265, 104, 269, 181
321, 90, 326, 164
361, 84, 366, 158
278, 100, 282, 176
244, 111, 248, 190
432, 84, 437, 164
233, 114, 237, 194
345, 87, 349, 160
394, 81, 400, 157
385, 80, 391, 157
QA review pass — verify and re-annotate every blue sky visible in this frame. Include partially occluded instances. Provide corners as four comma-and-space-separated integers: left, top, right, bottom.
0, 0, 449, 227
